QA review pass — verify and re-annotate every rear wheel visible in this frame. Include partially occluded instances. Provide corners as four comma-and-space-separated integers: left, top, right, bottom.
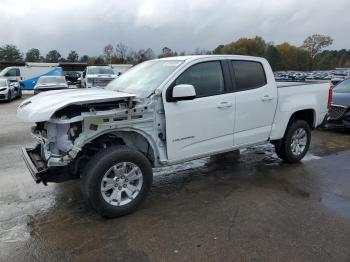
81, 146, 153, 217
274, 120, 311, 163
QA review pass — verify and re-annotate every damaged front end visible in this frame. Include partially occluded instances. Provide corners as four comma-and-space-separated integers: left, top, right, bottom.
23, 121, 84, 184
20, 94, 161, 185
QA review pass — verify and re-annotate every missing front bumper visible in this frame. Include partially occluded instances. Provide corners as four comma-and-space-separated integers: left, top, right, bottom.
21, 145, 47, 184
21, 145, 77, 184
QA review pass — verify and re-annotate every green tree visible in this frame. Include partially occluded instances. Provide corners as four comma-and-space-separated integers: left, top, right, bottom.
67, 50, 79, 62
264, 45, 283, 71
25, 48, 40, 62
0, 44, 23, 61
46, 50, 61, 62
80, 55, 89, 63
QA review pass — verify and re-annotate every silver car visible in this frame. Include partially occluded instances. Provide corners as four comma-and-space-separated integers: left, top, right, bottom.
34, 76, 68, 95
0, 79, 22, 102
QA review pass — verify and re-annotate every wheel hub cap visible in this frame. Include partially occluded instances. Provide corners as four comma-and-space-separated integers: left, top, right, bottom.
290, 128, 307, 156
101, 162, 143, 206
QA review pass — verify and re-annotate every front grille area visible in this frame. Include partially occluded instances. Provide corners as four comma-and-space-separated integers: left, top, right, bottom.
0, 94, 5, 99
329, 105, 348, 120
91, 78, 113, 87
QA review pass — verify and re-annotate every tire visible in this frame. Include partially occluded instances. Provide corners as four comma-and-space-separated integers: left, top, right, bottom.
17, 88, 22, 98
81, 146, 153, 218
7, 90, 12, 102
274, 120, 311, 163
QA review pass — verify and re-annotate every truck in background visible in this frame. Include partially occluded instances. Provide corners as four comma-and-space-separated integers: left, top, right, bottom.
81, 66, 117, 88
0, 63, 64, 90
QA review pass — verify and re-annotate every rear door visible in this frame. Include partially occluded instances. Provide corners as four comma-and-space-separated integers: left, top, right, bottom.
230, 60, 278, 146
163, 60, 236, 162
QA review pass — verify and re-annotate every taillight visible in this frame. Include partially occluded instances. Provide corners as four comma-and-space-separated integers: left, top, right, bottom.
328, 88, 333, 109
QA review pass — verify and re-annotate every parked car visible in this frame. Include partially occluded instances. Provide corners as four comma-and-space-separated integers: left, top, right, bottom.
327, 78, 350, 128
0, 63, 63, 90
34, 76, 68, 94
0, 79, 22, 102
331, 72, 350, 86
18, 55, 330, 217
81, 66, 117, 88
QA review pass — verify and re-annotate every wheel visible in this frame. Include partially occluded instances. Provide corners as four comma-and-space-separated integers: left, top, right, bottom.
81, 146, 153, 218
17, 88, 22, 98
274, 120, 311, 163
7, 90, 12, 102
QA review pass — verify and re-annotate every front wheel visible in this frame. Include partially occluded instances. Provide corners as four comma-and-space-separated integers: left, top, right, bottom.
7, 90, 12, 102
274, 120, 311, 163
81, 146, 153, 218
17, 88, 22, 98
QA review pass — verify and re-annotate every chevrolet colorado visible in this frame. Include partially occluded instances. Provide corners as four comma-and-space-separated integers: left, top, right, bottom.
17, 55, 331, 217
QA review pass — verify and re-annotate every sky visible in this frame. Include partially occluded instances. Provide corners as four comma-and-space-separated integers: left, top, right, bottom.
0, 0, 349, 57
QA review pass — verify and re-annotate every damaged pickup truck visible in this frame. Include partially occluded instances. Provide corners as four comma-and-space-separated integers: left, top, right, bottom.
18, 55, 331, 217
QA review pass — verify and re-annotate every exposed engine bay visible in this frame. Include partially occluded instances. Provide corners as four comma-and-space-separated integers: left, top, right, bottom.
30, 96, 167, 178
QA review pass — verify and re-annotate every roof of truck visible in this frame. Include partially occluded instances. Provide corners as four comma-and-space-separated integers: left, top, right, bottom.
158, 54, 266, 63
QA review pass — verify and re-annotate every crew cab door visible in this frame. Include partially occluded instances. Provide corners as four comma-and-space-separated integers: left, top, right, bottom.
163, 61, 235, 162
230, 60, 278, 146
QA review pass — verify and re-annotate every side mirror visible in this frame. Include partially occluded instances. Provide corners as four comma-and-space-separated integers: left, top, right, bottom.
171, 84, 196, 102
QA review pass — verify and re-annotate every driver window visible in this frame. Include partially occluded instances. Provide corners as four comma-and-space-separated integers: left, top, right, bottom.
5, 68, 19, 77
175, 61, 224, 98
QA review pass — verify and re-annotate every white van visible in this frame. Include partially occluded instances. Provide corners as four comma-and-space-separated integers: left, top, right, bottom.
0, 63, 64, 90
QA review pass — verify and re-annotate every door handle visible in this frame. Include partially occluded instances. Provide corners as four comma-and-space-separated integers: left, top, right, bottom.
261, 95, 273, 102
217, 101, 232, 108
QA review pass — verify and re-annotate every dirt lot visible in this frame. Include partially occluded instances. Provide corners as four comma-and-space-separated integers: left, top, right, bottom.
1, 97, 350, 262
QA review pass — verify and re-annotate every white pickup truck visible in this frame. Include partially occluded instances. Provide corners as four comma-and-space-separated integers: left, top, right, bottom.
81, 66, 117, 89
17, 55, 331, 217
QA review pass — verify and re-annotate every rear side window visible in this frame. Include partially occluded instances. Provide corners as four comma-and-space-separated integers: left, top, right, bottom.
175, 61, 224, 98
231, 61, 266, 91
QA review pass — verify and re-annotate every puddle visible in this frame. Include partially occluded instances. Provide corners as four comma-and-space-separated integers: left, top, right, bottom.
322, 192, 350, 219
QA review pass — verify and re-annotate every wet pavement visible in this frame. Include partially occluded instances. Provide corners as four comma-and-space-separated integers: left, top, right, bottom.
1, 98, 350, 261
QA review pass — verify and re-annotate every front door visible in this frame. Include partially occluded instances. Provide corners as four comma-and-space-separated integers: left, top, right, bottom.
163, 61, 236, 162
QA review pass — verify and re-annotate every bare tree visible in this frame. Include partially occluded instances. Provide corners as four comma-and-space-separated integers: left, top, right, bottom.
103, 44, 114, 64
302, 34, 333, 69
115, 42, 129, 61
134, 48, 155, 63
159, 47, 174, 58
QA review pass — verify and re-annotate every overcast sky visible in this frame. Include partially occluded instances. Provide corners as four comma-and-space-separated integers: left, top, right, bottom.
1, 0, 349, 56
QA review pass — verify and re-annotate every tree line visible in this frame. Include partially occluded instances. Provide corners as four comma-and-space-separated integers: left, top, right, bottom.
0, 34, 348, 70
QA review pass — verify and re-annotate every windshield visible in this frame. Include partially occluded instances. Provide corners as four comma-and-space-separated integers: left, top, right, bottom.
333, 78, 350, 93
38, 76, 66, 84
87, 67, 115, 75
0, 79, 7, 86
105, 60, 183, 97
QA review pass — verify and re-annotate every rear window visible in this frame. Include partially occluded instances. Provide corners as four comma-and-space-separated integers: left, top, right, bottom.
232, 61, 267, 91
333, 78, 350, 93
87, 67, 115, 75
38, 76, 66, 84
